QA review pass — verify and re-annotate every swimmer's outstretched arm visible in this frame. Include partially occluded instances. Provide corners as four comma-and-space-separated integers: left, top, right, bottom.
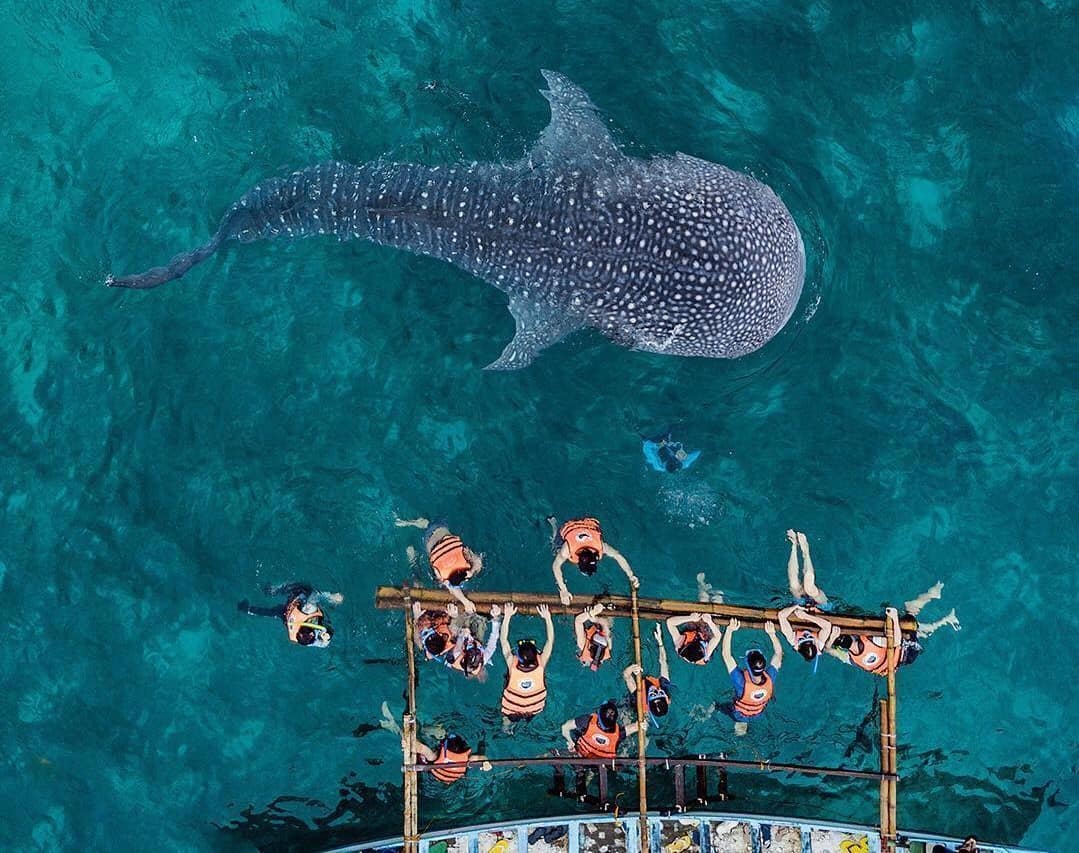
414, 740, 437, 762
721, 617, 740, 673
482, 606, 502, 663
395, 516, 430, 529
654, 623, 671, 681
552, 548, 572, 605
573, 607, 590, 651
499, 602, 515, 663
777, 605, 800, 648
622, 663, 641, 694
701, 614, 721, 661
560, 718, 577, 750
444, 581, 476, 614
466, 548, 484, 578
665, 613, 697, 646
766, 621, 783, 670
604, 544, 640, 589
538, 604, 555, 665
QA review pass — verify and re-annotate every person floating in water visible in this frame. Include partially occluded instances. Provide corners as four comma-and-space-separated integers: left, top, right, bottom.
777, 603, 841, 665
785, 529, 829, 607
547, 515, 639, 605
719, 617, 783, 736
379, 710, 492, 785
575, 603, 614, 672
238, 583, 341, 648
665, 611, 721, 665
396, 516, 483, 613
412, 601, 461, 664
830, 582, 959, 675
499, 602, 554, 722
561, 699, 641, 760
642, 430, 701, 473
623, 624, 673, 723
446, 604, 502, 681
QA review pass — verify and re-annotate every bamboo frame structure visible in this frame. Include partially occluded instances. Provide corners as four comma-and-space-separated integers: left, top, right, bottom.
385, 584, 902, 849
376, 585, 918, 633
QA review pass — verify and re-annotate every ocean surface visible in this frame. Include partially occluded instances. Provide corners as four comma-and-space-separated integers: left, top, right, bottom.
2, 1, 1076, 850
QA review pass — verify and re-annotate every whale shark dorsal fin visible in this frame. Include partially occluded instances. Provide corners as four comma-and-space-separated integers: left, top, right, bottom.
484, 294, 582, 370
526, 70, 622, 172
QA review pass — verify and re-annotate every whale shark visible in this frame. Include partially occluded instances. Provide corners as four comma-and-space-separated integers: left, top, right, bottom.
107, 71, 805, 369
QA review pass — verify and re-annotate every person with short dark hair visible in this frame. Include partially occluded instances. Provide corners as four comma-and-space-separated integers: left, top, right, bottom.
238, 582, 341, 648
719, 618, 783, 735
412, 600, 461, 662
623, 623, 674, 721
777, 604, 840, 665
547, 516, 639, 605
665, 611, 721, 665
574, 603, 614, 672
379, 712, 492, 785
445, 604, 502, 681
396, 516, 483, 613
499, 602, 554, 721
560, 700, 641, 759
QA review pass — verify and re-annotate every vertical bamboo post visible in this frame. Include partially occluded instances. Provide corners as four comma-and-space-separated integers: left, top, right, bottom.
878, 698, 890, 845
886, 618, 898, 850
630, 588, 649, 850
403, 594, 419, 853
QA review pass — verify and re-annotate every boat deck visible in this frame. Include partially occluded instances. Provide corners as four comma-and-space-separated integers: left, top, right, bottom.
328, 812, 1044, 853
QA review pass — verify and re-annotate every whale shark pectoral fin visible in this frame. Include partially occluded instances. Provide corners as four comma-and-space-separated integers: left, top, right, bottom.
526, 70, 623, 172
484, 296, 582, 371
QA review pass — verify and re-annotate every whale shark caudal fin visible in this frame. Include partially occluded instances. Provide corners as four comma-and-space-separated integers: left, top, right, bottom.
484, 295, 583, 370
524, 70, 624, 172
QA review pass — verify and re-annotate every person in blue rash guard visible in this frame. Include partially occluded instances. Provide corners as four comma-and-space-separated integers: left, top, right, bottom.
718, 618, 783, 736
642, 430, 701, 473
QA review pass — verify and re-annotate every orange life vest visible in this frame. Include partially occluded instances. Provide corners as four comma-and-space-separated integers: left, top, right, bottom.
574, 713, 620, 760
501, 657, 548, 718
560, 517, 604, 563
429, 741, 472, 784
578, 624, 612, 669
848, 635, 899, 676
429, 534, 471, 584
733, 668, 774, 717
284, 598, 326, 643
416, 611, 454, 659
679, 625, 711, 665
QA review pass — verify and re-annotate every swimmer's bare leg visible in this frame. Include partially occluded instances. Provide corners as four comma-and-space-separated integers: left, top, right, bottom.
379, 701, 403, 737
905, 581, 943, 617
310, 590, 344, 606
786, 529, 805, 599
696, 572, 724, 604
917, 608, 961, 637
405, 545, 419, 570
734, 721, 748, 737
798, 532, 828, 605
545, 515, 559, 548
395, 516, 430, 529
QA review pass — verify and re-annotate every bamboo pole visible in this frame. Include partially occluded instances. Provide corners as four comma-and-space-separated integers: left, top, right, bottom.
375, 586, 917, 633
403, 755, 895, 780
630, 588, 649, 849
878, 698, 890, 845
885, 620, 898, 851
402, 594, 419, 853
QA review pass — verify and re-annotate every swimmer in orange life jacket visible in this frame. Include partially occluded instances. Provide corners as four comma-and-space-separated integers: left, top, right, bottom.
623, 624, 673, 721
396, 516, 483, 613
719, 617, 783, 736
830, 584, 960, 674
412, 600, 462, 663
665, 611, 721, 665
499, 602, 554, 722
379, 714, 493, 785
547, 515, 639, 605
574, 603, 614, 672
238, 582, 342, 648
445, 604, 502, 681
560, 699, 641, 759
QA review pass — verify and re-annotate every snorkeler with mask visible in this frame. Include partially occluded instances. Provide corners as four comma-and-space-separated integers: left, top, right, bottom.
547, 515, 639, 605
622, 623, 674, 725
642, 430, 701, 473
499, 602, 554, 722
718, 618, 783, 736
238, 582, 341, 648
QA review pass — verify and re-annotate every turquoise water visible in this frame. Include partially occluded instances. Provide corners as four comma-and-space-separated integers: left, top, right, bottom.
2, 0, 1077, 850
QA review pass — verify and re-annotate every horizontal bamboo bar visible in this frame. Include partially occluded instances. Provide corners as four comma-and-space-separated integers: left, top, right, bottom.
403, 754, 896, 781
376, 585, 917, 633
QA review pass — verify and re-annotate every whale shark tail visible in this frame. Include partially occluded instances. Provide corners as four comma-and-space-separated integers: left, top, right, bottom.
106, 228, 227, 290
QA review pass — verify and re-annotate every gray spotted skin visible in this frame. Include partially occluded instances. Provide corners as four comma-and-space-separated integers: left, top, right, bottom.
108, 71, 805, 368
